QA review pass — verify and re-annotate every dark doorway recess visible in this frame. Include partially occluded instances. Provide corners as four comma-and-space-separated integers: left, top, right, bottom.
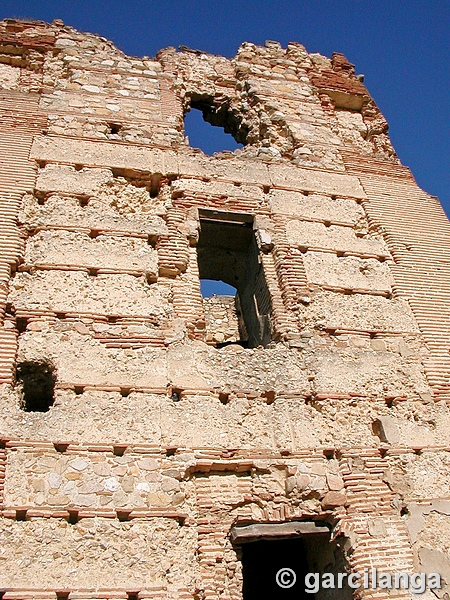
242, 537, 311, 599
197, 210, 272, 348
16, 360, 56, 412
237, 524, 352, 600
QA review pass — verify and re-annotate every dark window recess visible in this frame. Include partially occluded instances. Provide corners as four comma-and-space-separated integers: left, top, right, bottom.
184, 97, 245, 155
16, 360, 56, 412
197, 210, 272, 348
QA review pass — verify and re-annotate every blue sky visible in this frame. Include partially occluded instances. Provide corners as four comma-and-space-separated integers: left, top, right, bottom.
1, 0, 448, 217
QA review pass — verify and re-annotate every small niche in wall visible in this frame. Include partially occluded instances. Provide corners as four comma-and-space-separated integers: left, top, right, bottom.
107, 122, 122, 135
16, 359, 56, 412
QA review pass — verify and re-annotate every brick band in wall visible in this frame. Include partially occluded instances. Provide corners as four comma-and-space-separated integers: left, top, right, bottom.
338, 448, 415, 600
343, 151, 450, 400
0, 91, 47, 384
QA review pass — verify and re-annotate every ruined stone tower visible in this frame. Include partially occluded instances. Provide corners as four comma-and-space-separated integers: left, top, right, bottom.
0, 18, 449, 600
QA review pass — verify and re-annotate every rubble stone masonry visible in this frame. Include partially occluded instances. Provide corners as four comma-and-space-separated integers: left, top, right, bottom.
0, 17, 449, 600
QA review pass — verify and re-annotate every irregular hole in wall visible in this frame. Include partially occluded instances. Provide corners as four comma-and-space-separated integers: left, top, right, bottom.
113, 444, 128, 456
107, 122, 122, 135
184, 94, 246, 155
67, 509, 79, 524
197, 209, 272, 348
171, 387, 182, 402
117, 509, 132, 522
219, 391, 230, 404
150, 173, 162, 198
16, 359, 56, 412
35, 192, 46, 206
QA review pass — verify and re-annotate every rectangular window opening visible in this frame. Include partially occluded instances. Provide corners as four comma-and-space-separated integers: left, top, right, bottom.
197, 210, 272, 348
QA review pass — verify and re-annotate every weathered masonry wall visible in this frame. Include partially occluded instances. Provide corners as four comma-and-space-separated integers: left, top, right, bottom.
0, 18, 449, 600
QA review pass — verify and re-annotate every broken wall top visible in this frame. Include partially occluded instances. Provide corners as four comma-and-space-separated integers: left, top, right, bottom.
0, 17, 396, 168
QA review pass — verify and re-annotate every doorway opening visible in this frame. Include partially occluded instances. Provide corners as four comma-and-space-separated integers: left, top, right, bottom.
233, 522, 351, 600
242, 537, 310, 599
